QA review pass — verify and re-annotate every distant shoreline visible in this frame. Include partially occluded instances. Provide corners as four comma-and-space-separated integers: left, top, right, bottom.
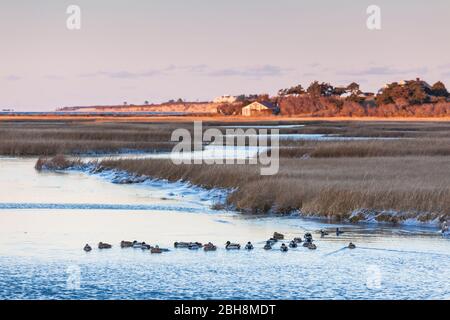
3, 113, 450, 122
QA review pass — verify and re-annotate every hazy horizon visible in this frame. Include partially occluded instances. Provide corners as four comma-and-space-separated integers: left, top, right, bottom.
1, 0, 449, 111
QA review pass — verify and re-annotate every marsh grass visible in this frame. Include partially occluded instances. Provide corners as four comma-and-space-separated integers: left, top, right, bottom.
0, 122, 185, 155
12, 120, 450, 221
97, 156, 450, 220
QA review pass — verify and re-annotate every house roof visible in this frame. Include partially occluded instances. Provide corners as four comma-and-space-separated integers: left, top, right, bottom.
244, 101, 277, 109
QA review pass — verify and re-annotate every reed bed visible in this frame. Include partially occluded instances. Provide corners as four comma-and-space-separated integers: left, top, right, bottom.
98, 156, 450, 220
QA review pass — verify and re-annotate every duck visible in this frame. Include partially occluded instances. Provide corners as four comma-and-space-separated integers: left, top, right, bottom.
293, 237, 303, 244
174, 241, 190, 248
83, 244, 92, 252
307, 243, 317, 250
245, 242, 254, 250
225, 241, 241, 250
348, 242, 356, 249
132, 241, 147, 249
98, 242, 112, 249
203, 242, 217, 251
141, 243, 152, 250
304, 233, 313, 243
289, 240, 298, 248
263, 241, 272, 250
120, 240, 133, 248
320, 230, 329, 237
273, 232, 285, 240
280, 243, 288, 252
336, 228, 344, 236
188, 242, 201, 250
151, 245, 162, 254
267, 238, 278, 245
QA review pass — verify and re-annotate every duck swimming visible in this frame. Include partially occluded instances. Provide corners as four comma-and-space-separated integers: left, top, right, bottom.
307, 243, 317, 250
151, 245, 162, 254
225, 241, 241, 250
304, 233, 313, 243
83, 244, 92, 252
98, 242, 112, 249
132, 241, 147, 249
263, 241, 272, 250
289, 240, 298, 248
120, 240, 133, 248
174, 242, 189, 248
203, 242, 217, 251
348, 242, 356, 249
280, 243, 288, 252
188, 243, 202, 250
336, 228, 344, 236
245, 242, 254, 250
293, 237, 303, 244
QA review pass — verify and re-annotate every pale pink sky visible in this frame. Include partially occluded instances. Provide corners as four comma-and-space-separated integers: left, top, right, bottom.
1, 0, 449, 110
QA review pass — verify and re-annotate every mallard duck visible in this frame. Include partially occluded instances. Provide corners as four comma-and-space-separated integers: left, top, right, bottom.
268, 238, 278, 244
289, 240, 297, 248
307, 243, 317, 250
120, 240, 133, 248
348, 242, 356, 249
151, 245, 162, 254
263, 241, 272, 250
245, 242, 254, 250
174, 241, 189, 248
336, 228, 344, 236
273, 232, 284, 240
141, 243, 151, 250
280, 243, 288, 252
293, 237, 303, 243
203, 242, 217, 251
304, 233, 313, 242
188, 243, 201, 250
83, 244, 92, 252
132, 241, 147, 249
320, 230, 329, 237
225, 241, 241, 250
98, 242, 112, 249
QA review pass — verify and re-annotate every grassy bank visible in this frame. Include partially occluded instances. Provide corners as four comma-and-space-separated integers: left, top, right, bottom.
89, 156, 449, 223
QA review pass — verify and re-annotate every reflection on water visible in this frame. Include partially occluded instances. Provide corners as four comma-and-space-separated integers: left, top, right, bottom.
0, 157, 449, 300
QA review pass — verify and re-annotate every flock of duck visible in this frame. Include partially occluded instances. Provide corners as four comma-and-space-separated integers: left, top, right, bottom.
83, 228, 357, 253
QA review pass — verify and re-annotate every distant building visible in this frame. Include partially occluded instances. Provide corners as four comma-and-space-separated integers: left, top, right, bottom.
213, 95, 237, 104
241, 101, 278, 116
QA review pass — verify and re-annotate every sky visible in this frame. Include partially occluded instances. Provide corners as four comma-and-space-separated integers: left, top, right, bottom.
1, 0, 449, 110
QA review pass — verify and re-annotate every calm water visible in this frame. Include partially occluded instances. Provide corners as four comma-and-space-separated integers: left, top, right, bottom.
0, 157, 449, 300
